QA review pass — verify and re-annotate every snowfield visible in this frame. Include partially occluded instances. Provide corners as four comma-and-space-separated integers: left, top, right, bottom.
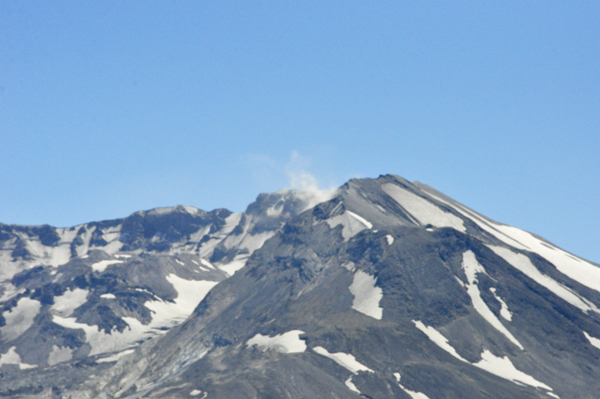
349, 270, 383, 320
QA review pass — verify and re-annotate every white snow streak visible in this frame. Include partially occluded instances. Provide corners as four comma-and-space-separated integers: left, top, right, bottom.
490, 288, 513, 321
425, 191, 600, 297
394, 373, 431, 399
312, 346, 373, 374
461, 251, 523, 349
382, 184, 465, 232
345, 377, 361, 394
386, 234, 394, 245
326, 207, 371, 241
413, 320, 555, 394
583, 331, 600, 351
346, 211, 373, 229
488, 246, 597, 313
247, 330, 306, 353
412, 320, 467, 362
101, 293, 116, 300
474, 350, 552, 390
349, 271, 383, 320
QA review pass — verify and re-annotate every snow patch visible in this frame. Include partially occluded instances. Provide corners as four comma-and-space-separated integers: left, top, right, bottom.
492, 225, 600, 295
218, 255, 249, 276
345, 377, 361, 394
247, 330, 306, 353
349, 271, 383, 320
312, 346, 373, 374
51, 288, 89, 317
176, 259, 185, 266
490, 288, 513, 321
91, 259, 124, 273
200, 258, 215, 269
386, 235, 394, 245
461, 251, 523, 349
101, 293, 116, 300
144, 274, 218, 328
346, 211, 373, 229
425, 192, 600, 297
1, 297, 41, 341
382, 183, 465, 232
488, 246, 597, 313
222, 213, 243, 234
22, 234, 71, 267
583, 331, 600, 351
412, 320, 467, 362
101, 226, 122, 244
0, 346, 37, 370
53, 315, 152, 356
413, 320, 556, 394
48, 345, 73, 366
394, 373, 431, 399
474, 350, 552, 390
240, 231, 275, 253
0, 283, 21, 303
114, 254, 132, 259
54, 276, 218, 356
327, 211, 370, 241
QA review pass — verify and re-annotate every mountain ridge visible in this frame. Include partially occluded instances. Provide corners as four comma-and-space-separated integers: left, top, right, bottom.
1, 175, 600, 398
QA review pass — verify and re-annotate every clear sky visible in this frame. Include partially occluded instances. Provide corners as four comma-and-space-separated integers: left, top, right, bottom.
1, 1, 599, 262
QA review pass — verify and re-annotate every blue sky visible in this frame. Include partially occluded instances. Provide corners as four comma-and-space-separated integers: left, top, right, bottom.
1, 1, 599, 262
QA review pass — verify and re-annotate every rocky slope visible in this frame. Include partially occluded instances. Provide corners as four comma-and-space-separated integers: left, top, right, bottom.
0, 190, 317, 374
2, 175, 600, 398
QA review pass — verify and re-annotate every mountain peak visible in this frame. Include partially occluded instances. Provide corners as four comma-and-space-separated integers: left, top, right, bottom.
2, 175, 600, 398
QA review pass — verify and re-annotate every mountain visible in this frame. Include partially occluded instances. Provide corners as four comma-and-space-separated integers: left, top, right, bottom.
2, 175, 600, 398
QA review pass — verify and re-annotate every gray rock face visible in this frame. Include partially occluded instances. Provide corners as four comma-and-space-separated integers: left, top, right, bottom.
0, 191, 314, 386
2, 175, 600, 398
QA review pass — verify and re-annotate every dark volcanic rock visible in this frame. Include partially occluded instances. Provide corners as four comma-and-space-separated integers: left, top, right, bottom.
2, 175, 600, 398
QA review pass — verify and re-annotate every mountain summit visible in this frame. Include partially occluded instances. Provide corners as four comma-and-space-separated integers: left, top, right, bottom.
1, 175, 600, 398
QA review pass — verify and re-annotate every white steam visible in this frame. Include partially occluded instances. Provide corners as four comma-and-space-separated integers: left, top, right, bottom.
248, 150, 337, 212
284, 151, 337, 211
